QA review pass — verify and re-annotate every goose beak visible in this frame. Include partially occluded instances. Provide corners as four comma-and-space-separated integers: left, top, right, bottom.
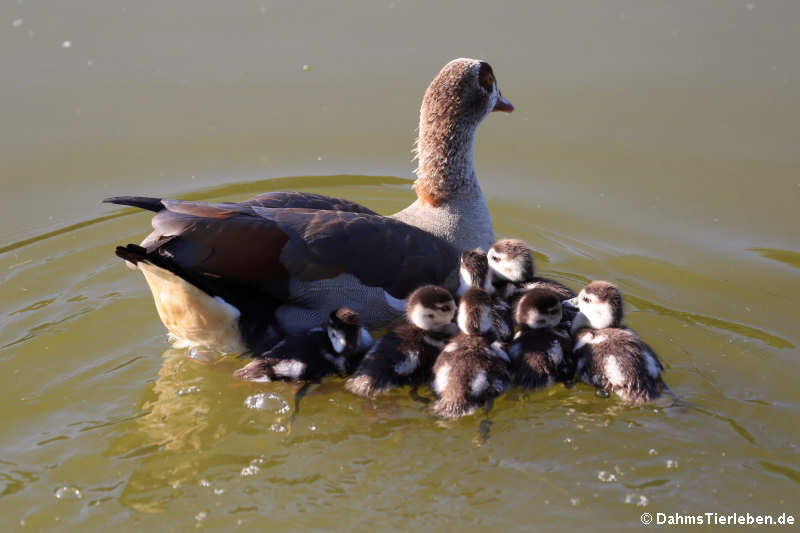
493, 94, 514, 113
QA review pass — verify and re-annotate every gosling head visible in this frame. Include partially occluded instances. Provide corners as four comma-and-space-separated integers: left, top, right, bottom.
514, 289, 563, 330
326, 307, 362, 355
572, 281, 624, 330
488, 239, 534, 283
458, 248, 494, 297
407, 285, 457, 332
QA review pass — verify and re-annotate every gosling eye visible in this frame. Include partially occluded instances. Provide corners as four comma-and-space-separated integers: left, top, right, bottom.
582, 296, 591, 304
550, 309, 560, 315
425, 313, 434, 319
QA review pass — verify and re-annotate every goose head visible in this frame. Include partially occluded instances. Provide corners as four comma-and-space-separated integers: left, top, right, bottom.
414, 59, 512, 207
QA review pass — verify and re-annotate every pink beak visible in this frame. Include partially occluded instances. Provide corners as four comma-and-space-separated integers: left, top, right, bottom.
493, 94, 514, 113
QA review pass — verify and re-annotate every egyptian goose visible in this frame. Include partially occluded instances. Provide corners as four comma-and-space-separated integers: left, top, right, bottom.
106, 58, 513, 354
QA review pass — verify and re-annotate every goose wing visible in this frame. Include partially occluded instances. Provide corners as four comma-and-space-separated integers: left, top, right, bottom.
110, 198, 458, 300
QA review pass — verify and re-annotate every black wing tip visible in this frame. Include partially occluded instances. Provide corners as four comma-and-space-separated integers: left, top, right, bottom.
102, 196, 164, 212
114, 244, 149, 264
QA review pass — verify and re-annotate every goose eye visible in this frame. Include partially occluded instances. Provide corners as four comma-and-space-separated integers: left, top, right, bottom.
425, 313, 434, 319
582, 296, 591, 303
478, 62, 495, 92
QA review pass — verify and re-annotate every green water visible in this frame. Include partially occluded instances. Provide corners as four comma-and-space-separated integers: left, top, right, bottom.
1, 1, 799, 532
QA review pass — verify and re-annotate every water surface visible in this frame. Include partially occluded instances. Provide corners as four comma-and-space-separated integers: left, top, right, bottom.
1, 1, 798, 531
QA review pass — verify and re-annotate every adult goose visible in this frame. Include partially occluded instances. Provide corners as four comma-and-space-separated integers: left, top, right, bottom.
106, 58, 513, 354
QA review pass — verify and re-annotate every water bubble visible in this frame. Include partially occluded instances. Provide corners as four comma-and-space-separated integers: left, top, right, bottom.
648, 448, 658, 455
12, 18, 23, 27
302, 64, 311, 72
199, 479, 211, 487
598, 471, 617, 482
54, 486, 82, 499
269, 423, 287, 433
213, 488, 225, 495
666, 459, 679, 469
61, 41, 71, 48
244, 393, 290, 414
625, 493, 649, 506
241, 465, 260, 476
195, 511, 207, 521
569, 497, 580, 506
309, 425, 317, 431
176, 386, 200, 396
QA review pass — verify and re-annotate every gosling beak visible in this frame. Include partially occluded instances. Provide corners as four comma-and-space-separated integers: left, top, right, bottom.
493, 94, 514, 113
562, 297, 579, 310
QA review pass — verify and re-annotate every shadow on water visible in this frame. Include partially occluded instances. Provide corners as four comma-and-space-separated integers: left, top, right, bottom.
749, 247, 800, 271
624, 294, 794, 350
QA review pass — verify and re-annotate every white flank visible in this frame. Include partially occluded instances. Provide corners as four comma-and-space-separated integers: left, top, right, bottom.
573, 332, 593, 351
547, 340, 563, 364
273, 360, 306, 379
603, 355, 625, 387
457, 305, 469, 333
394, 351, 420, 375
457, 267, 473, 296
470, 370, 488, 396
433, 363, 451, 394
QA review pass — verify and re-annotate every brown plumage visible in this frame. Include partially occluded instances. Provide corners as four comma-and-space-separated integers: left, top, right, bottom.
431, 288, 511, 418
413, 60, 512, 207
509, 289, 574, 388
457, 249, 514, 342
110, 199, 458, 353
106, 59, 512, 354
233, 308, 370, 382
345, 286, 456, 398
571, 281, 666, 404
